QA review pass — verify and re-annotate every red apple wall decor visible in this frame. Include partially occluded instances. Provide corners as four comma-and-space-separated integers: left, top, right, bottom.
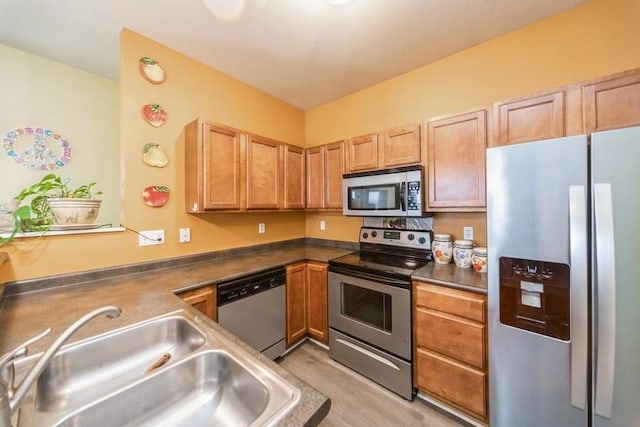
143, 185, 170, 207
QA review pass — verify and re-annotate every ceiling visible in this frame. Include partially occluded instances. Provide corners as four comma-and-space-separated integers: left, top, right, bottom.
0, 0, 587, 110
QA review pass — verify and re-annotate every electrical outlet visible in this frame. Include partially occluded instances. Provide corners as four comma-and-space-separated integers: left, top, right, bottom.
320, 220, 326, 231
258, 223, 266, 234
139, 229, 165, 247
179, 227, 191, 243
463, 226, 474, 240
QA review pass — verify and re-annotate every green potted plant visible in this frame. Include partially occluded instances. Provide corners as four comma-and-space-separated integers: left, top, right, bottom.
0, 174, 102, 245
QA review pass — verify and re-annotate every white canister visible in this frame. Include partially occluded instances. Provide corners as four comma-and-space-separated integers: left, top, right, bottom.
453, 239, 474, 268
471, 247, 488, 273
432, 234, 453, 264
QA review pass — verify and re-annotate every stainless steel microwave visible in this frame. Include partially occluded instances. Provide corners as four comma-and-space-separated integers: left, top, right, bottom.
342, 165, 423, 217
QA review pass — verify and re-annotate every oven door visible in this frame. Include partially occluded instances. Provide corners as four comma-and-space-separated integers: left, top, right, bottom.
328, 271, 411, 360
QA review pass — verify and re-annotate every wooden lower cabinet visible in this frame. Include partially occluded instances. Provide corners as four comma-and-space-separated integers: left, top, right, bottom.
413, 281, 487, 422
178, 285, 217, 322
286, 262, 307, 346
306, 261, 329, 344
415, 348, 486, 419
286, 261, 329, 347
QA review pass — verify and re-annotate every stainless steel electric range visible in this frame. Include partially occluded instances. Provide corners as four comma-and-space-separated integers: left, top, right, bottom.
328, 227, 432, 400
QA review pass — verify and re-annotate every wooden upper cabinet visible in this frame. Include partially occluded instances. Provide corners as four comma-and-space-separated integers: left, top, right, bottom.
246, 134, 280, 210
306, 141, 345, 210
381, 124, 421, 167
184, 119, 242, 213
283, 144, 305, 209
346, 133, 378, 172
324, 141, 345, 209
305, 146, 325, 209
583, 70, 640, 134
425, 110, 487, 211
346, 125, 421, 172
492, 91, 565, 147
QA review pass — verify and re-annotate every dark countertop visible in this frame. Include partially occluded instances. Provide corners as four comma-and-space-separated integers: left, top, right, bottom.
412, 262, 487, 294
0, 240, 355, 427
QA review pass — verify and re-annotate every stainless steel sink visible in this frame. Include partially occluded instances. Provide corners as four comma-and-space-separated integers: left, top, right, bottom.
56, 350, 299, 427
15, 310, 300, 427
35, 314, 205, 413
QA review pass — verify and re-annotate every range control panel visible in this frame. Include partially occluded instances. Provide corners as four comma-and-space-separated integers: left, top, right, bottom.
359, 227, 432, 250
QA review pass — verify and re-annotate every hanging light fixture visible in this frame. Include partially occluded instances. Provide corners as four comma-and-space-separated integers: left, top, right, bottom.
202, 0, 246, 21
324, 0, 353, 5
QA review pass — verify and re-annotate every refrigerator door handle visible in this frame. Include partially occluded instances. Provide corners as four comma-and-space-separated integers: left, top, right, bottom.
569, 185, 588, 410
594, 183, 616, 419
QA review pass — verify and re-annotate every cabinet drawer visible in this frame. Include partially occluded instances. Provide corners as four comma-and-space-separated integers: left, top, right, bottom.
415, 347, 486, 420
414, 282, 485, 323
415, 307, 485, 369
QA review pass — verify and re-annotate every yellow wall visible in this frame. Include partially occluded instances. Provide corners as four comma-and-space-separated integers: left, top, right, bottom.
0, 30, 306, 283
304, 0, 640, 244
0, 44, 120, 226
2, 0, 640, 282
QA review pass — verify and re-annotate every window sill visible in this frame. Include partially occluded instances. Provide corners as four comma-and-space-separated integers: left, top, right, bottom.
1, 225, 125, 240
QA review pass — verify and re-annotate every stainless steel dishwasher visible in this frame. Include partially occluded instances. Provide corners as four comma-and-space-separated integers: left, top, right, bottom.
217, 267, 286, 360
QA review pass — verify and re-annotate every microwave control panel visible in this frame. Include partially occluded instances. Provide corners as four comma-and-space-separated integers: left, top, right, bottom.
407, 181, 421, 212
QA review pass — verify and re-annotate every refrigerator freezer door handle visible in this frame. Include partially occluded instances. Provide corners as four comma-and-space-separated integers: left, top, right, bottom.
594, 183, 616, 419
569, 185, 588, 410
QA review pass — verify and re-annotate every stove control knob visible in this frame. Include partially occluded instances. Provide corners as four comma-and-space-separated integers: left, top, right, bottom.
362, 232, 369, 239
371, 231, 377, 238
418, 237, 427, 244
407, 233, 415, 241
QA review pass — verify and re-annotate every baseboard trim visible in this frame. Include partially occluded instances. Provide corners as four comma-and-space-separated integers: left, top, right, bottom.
415, 391, 487, 427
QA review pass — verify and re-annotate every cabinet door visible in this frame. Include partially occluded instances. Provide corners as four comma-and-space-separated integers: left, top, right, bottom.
583, 71, 640, 133
415, 347, 486, 420
178, 286, 217, 321
324, 141, 345, 209
184, 120, 242, 212
306, 261, 328, 344
492, 91, 565, 147
381, 124, 421, 167
415, 307, 485, 369
283, 144, 305, 209
425, 110, 487, 211
346, 133, 378, 172
246, 134, 280, 209
306, 146, 325, 209
286, 262, 307, 347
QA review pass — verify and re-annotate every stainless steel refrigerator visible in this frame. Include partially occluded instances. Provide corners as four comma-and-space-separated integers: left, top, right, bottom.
486, 126, 640, 427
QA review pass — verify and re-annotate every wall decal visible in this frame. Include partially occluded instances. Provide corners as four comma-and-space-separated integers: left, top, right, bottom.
143, 185, 170, 207
3, 126, 72, 170
138, 57, 166, 84
141, 104, 168, 127
142, 143, 168, 167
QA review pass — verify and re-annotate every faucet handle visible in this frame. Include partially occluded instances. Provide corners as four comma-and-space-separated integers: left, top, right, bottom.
0, 329, 51, 391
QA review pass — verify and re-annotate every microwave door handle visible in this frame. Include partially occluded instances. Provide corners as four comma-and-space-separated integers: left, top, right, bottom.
400, 182, 406, 211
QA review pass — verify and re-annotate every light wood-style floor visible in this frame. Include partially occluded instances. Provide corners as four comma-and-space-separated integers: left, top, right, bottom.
279, 341, 466, 427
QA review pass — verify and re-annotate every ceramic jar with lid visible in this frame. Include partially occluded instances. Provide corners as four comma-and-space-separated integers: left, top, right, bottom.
432, 234, 453, 264
453, 239, 474, 268
471, 247, 488, 273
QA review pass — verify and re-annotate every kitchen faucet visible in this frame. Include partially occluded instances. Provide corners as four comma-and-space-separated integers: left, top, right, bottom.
0, 305, 121, 427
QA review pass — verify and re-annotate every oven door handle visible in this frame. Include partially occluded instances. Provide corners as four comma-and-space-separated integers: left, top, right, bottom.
329, 266, 411, 288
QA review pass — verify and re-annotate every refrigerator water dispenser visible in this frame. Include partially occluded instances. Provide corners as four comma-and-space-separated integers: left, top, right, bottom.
499, 257, 570, 340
